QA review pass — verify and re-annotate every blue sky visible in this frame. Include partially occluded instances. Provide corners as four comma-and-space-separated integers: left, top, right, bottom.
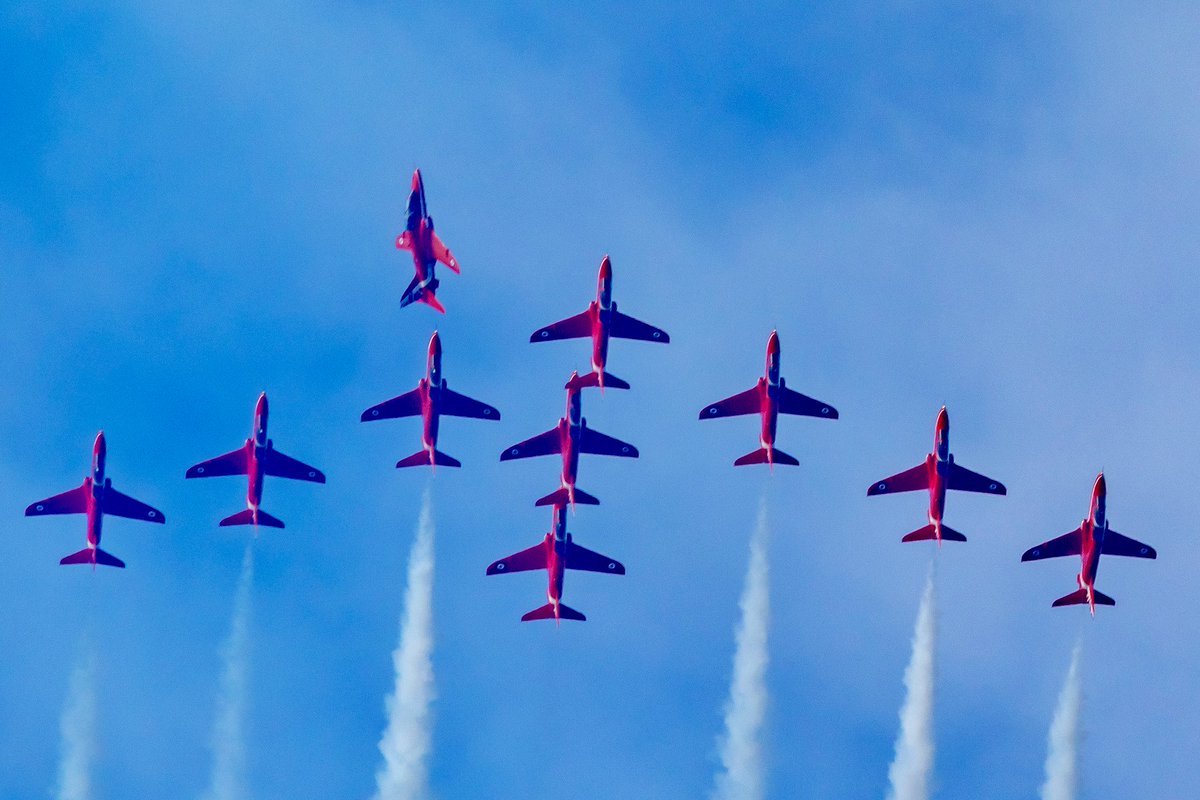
3, 2, 1198, 797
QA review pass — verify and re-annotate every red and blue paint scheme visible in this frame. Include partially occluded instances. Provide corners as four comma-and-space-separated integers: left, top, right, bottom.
867, 407, 1006, 543
486, 503, 625, 622
1021, 473, 1156, 615
529, 255, 669, 390
185, 392, 325, 529
698, 330, 837, 467
361, 331, 500, 469
394, 169, 460, 314
25, 431, 165, 568
500, 373, 637, 507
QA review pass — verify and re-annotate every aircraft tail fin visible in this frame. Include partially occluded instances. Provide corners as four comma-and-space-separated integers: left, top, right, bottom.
534, 487, 600, 507
220, 509, 285, 529
521, 602, 586, 622
566, 371, 630, 391
734, 447, 799, 467
901, 524, 967, 543
1052, 588, 1116, 608
395, 449, 461, 469
60, 547, 125, 568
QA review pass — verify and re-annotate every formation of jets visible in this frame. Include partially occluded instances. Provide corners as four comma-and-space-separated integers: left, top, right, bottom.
22, 169, 1157, 619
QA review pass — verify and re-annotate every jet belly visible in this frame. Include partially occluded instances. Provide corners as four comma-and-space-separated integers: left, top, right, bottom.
548, 542, 565, 606
592, 305, 610, 375
929, 458, 947, 525
248, 446, 265, 509
760, 385, 778, 450
561, 422, 580, 489
86, 488, 101, 550
422, 386, 440, 454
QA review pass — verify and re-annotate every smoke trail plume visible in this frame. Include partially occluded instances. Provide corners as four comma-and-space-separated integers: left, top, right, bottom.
1040, 641, 1083, 800
372, 487, 436, 800
56, 649, 97, 800
886, 572, 936, 800
711, 495, 770, 800
202, 542, 255, 800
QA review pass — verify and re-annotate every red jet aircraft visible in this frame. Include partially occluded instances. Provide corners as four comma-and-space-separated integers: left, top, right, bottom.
395, 169, 460, 314
361, 331, 500, 468
867, 407, 1006, 543
185, 393, 325, 528
486, 502, 625, 622
529, 255, 669, 390
698, 330, 837, 466
500, 372, 637, 507
1021, 473, 1156, 615
25, 431, 165, 568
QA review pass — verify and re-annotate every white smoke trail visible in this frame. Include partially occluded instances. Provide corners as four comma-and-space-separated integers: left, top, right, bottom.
711, 495, 770, 800
56, 649, 97, 800
202, 542, 255, 800
886, 572, 937, 800
1040, 641, 1083, 800
372, 487, 436, 800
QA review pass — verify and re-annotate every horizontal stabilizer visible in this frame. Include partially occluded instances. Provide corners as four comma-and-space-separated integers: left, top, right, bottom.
60, 547, 125, 568
521, 602, 586, 622
220, 509, 285, 528
939, 525, 967, 542
734, 447, 799, 467
900, 524, 936, 543
566, 371, 630, 391
1052, 588, 1116, 608
395, 449, 461, 469
535, 487, 599, 507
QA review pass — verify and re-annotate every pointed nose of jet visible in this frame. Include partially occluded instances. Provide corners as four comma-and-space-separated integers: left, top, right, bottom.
256, 392, 268, 416
767, 329, 780, 356
599, 254, 612, 281
93, 430, 106, 455
411, 168, 423, 193
936, 406, 949, 430
1093, 472, 1106, 498
428, 329, 442, 357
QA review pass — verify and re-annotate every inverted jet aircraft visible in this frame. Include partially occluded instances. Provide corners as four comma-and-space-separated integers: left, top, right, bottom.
500, 372, 638, 507
486, 503, 625, 622
867, 407, 1006, 543
698, 330, 837, 466
185, 393, 325, 528
395, 169, 460, 313
1021, 473, 1156, 615
25, 431, 165, 568
529, 255, 669, 390
361, 331, 500, 468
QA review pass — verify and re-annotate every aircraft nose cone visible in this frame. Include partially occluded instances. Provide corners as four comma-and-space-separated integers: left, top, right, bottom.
937, 406, 949, 428
1094, 472, 1106, 496
429, 330, 441, 353
411, 168, 422, 191
768, 330, 780, 354
599, 254, 612, 279
256, 392, 268, 413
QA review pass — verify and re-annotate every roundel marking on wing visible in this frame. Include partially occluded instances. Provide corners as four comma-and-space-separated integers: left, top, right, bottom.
371, 409, 380, 417
510, 448, 520, 456
1032, 548, 1041, 557
496, 562, 506, 571
821, 407, 830, 415
708, 407, 718, 415
877, 483, 887, 491
989, 483, 998, 491
35, 504, 44, 512
197, 467, 206, 474
148, 510, 157, 518
483, 408, 492, 415
652, 331, 661, 339
1140, 546, 1149, 554
608, 562, 617, 570
540, 331, 550, 338
621, 446, 630, 453
308, 471, 317, 478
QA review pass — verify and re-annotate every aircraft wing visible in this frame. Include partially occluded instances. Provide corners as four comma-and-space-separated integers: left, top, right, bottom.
439, 387, 500, 421
868, 463, 930, 495
776, 385, 839, 419
1021, 528, 1083, 562
530, 309, 592, 342
185, 447, 249, 479
104, 487, 166, 524
261, 448, 326, 483
500, 428, 562, 461
362, 388, 422, 421
486, 541, 548, 575
1101, 529, 1157, 559
431, 232, 459, 274
578, 427, 638, 458
946, 463, 1006, 495
609, 309, 669, 343
395, 231, 414, 251
565, 540, 626, 574
699, 384, 762, 419
25, 484, 89, 516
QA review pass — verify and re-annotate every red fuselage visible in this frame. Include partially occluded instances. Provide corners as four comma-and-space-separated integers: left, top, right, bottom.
1076, 474, 1108, 612
553, 383, 585, 501
398, 171, 438, 291
84, 431, 107, 551
757, 331, 783, 455
925, 408, 951, 534
244, 392, 270, 512
587, 256, 615, 380
418, 331, 445, 457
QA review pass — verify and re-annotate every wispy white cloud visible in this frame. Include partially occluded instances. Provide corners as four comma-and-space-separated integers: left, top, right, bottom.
202, 542, 255, 800
56, 648, 97, 800
1040, 640, 1083, 800
886, 573, 936, 800
372, 487, 436, 800
712, 494, 770, 800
